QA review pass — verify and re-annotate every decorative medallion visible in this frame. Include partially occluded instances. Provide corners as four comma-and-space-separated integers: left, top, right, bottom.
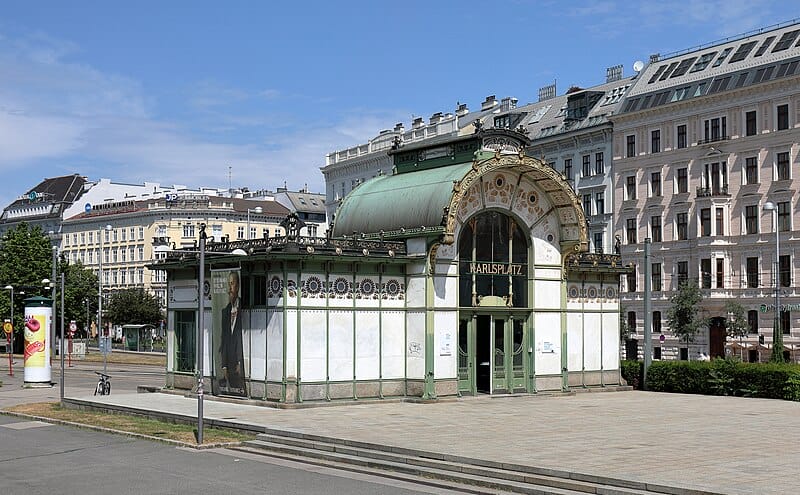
568, 286, 580, 299
267, 276, 283, 298
286, 279, 297, 298
303, 276, 323, 297
359, 278, 376, 298
587, 286, 598, 299
606, 287, 616, 299
383, 279, 404, 299
333, 277, 350, 298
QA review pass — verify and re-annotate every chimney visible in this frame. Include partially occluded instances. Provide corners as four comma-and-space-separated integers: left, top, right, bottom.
538, 83, 556, 102
606, 64, 623, 83
393, 122, 404, 133
480, 95, 497, 111
455, 102, 469, 116
500, 97, 518, 111
429, 112, 443, 124
412, 117, 424, 129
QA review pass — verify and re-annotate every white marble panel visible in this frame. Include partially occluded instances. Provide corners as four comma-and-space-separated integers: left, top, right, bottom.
248, 309, 267, 381
406, 276, 426, 308
355, 275, 382, 309
328, 311, 354, 381
583, 313, 602, 371
266, 310, 283, 381
534, 312, 561, 375
535, 267, 562, 280
407, 238, 427, 256
355, 312, 380, 380
300, 310, 327, 381
300, 273, 328, 307
328, 274, 355, 308
406, 311, 426, 379
166, 311, 175, 371
381, 311, 406, 379
203, 308, 212, 377
567, 312, 583, 371
433, 275, 457, 308
532, 236, 560, 265
434, 311, 457, 379
285, 310, 297, 379
534, 280, 562, 310
602, 311, 621, 371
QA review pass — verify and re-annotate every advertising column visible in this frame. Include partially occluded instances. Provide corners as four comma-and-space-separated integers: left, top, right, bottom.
24, 296, 52, 385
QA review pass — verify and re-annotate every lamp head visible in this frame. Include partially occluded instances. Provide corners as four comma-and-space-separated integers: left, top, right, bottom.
763, 201, 776, 211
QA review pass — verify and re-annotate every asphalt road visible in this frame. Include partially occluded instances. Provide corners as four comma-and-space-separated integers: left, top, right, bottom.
0, 357, 470, 495
0, 414, 469, 495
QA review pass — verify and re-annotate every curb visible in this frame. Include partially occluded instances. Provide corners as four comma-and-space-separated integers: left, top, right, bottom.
0, 409, 243, 450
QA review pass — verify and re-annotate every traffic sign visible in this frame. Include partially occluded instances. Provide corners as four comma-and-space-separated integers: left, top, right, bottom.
2, 321, 12, 334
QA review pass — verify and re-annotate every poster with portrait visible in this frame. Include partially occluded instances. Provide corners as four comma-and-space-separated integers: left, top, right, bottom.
211, 268, 248, 397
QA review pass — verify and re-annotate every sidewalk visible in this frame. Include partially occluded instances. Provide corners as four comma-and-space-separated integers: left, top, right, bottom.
54, 388, 799, 495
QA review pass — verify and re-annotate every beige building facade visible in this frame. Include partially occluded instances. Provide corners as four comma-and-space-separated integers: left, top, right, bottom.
61, 195, 289, 308
612, 21, 800, 361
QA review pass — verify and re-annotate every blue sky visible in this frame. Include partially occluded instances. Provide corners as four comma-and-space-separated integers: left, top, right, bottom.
0, 1, 795, 206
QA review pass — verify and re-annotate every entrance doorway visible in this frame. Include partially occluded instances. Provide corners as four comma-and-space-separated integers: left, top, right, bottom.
708, 317, 726, 358
458, 314, 527, 395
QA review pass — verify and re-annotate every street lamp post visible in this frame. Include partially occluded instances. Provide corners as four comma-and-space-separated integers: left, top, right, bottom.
246, 206, 263, 240
59, 273, 65, 403
197, 224, 207, 444
98, 225, 112, 374
763, 201, 783, 362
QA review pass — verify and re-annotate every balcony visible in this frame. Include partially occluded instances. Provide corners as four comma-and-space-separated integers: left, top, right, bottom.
696, 185, 730, 197
696, 135, 729, 145
152, 236, 171, 246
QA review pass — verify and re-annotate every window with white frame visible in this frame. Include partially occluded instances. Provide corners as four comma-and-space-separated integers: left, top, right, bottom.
182, 224, 195, 238
777, 103, 789, 131
625, 175, 637, 200
776, 151, 790, 180
744, 157, 759, 184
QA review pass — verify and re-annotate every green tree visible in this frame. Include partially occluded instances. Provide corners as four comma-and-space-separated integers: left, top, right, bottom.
0, 224, 54, 351
666, 280, 705, 352
59, 260, 99, 338
105, 288, 163, 326
723, 300, 749, 340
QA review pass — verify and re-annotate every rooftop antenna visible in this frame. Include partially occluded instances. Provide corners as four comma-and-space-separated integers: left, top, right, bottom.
228, 165, 232, 191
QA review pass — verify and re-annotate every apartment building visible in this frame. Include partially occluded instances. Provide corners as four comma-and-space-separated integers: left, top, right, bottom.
61, 195, 289, 307
611, 21, 800, 361
321, 97, 504, 221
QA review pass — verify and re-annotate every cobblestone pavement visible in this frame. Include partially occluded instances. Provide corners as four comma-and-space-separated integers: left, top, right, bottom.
45, 388, 800, 495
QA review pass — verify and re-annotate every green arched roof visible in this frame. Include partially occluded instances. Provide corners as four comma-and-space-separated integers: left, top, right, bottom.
332, 151, 588, 255
332, 162, 473, 237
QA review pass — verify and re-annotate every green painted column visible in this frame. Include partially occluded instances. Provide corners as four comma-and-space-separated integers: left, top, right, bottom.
422, 244, 437, 400
560, 273, 569, 392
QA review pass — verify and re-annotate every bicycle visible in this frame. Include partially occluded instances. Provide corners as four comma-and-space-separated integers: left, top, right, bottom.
94, 371, 111, 396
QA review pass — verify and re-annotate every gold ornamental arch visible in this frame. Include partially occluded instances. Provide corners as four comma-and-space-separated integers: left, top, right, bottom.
442, 150, 589, 264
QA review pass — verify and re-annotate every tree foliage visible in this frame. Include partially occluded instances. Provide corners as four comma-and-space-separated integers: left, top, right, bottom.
666, 280, 705, 345
59, 260, 99, 337
0, 224, 54, 350
105, 288, 163, 326
723, 300, 750, 339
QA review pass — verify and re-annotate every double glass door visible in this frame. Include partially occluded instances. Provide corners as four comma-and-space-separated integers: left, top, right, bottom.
458, 315, 527, 395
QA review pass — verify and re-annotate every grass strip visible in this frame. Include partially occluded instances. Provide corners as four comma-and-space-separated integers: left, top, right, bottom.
5, 401, 255, 445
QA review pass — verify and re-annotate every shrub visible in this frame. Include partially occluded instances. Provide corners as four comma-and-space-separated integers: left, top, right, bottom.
642, 359, 800, 401
620, 360, 642, 389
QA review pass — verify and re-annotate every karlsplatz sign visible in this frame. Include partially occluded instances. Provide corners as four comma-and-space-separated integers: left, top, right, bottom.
760, 302, 800, 312
467, 263, 524, 276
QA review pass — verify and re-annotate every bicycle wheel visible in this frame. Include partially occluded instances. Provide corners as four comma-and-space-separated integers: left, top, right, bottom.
94, 382, 102, 396
103, 381, 111, 395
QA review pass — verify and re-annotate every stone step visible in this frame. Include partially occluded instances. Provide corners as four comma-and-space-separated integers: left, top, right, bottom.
237, 434, 668, 495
